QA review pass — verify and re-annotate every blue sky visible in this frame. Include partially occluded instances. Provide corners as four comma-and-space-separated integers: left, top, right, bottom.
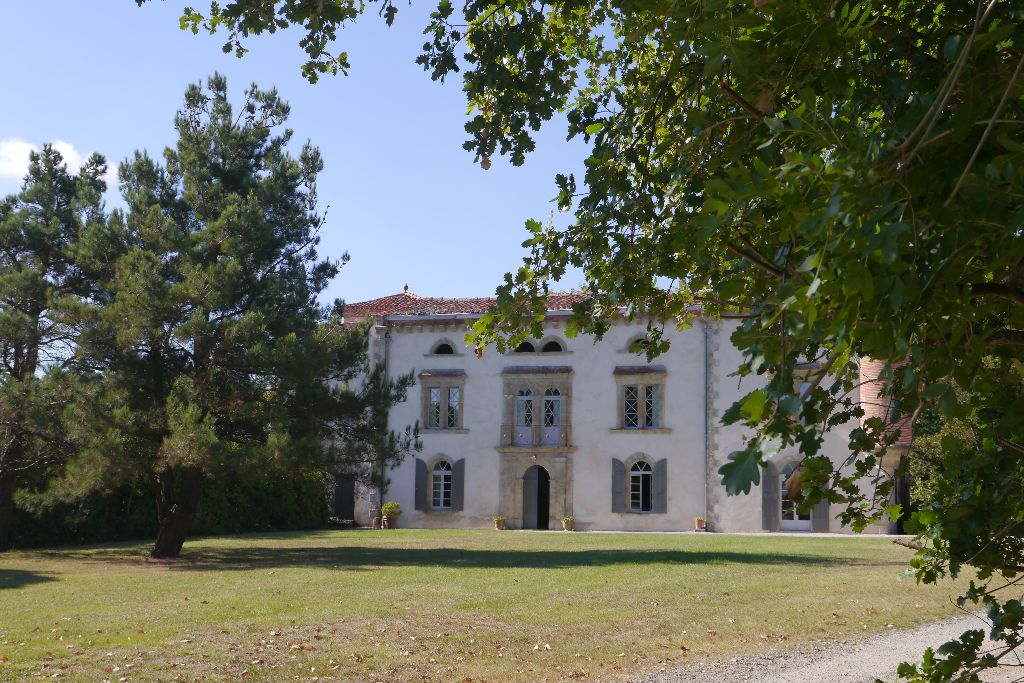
0, 1, 588, 304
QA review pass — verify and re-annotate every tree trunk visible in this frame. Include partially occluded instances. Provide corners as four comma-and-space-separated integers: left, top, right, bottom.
0, 469, 17, 552
151, 466, 203, 558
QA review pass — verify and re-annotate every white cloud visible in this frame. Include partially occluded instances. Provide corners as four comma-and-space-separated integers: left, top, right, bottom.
0, 137, 117, 190
50, 140, 88, 173
0, 137, 36, 180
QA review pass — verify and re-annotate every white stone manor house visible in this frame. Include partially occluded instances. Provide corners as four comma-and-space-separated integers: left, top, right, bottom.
342, 290, 909, 533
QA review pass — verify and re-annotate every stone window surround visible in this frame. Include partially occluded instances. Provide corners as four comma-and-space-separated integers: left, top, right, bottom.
425, 337, 464, 357
499, 366, 573, 448
611, 366, 670, 432
613, 452, 668, 514
419, 369, 467, 432
616, 333, 651, 355
508, 335, 573, 355
429, 456, 454, 511
628, 459, 654, 513
416, 454, 465, 514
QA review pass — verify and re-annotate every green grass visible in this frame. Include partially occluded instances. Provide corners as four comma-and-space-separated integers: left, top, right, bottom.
0, 530, 963, 681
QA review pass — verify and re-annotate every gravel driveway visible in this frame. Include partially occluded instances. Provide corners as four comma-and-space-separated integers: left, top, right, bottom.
642, 616, 1022, 683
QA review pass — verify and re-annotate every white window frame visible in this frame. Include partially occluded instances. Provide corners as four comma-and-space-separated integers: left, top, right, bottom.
629, 460, 654, 513
432, 460, 453, 509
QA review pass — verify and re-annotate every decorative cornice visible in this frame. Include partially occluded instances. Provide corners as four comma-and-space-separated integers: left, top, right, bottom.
612, 365, 668, 376
419, 369, 467, 378
501, 365, 574, 375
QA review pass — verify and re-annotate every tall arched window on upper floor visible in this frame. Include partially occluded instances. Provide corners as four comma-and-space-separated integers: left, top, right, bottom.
514, 388, 534, 446
541, 388, 562, 446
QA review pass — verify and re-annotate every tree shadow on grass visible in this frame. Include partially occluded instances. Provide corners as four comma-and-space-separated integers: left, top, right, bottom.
20, 531, 907, 571
0, 569, 57, 589
145, 545, 897, 571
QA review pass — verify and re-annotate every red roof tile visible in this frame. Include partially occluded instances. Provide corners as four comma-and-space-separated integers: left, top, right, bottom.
342, 291, 587, 320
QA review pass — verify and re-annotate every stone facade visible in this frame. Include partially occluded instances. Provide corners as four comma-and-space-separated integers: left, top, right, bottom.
345, 292, 900, 534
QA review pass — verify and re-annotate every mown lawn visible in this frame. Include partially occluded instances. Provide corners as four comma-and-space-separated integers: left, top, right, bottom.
0, 530, 962, 682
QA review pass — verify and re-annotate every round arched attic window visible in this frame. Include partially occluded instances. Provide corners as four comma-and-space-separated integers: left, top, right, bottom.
515, 341, 536, 353
541, 340, 564, 353
432, 341, 455, 355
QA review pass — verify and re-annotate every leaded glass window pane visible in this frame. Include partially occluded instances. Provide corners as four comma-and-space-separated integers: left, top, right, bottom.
446, 386, 460, 428
623, 385, 639, 428
517, 394, 533, 426
543, 397, 559, 427
644, 385, 660, 428
428, 387, 441, 428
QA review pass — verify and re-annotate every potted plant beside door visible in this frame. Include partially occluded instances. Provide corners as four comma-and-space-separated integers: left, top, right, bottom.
493, 515, 506, 530
381, 501, 402, 529
693, 516, 706, 532
561, 515, 575, 531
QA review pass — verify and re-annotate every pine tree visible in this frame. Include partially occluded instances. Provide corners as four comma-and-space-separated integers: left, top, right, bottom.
0, 146, 108, 550
70, 74, 416, 558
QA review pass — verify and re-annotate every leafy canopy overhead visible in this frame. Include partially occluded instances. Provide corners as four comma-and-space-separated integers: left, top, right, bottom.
144, 0, 1024, 677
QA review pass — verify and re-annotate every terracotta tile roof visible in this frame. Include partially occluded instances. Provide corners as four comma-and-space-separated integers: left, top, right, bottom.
858, 358, 914, 449
342, 291, 587, 320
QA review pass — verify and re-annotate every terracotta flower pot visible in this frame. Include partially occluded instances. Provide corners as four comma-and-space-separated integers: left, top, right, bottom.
494, 519, 506, 530
562, 519, 575, 531
383, 515, 398, 529
693, 518, 706, 532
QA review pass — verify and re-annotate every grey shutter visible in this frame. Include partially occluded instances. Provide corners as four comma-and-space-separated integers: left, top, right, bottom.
414, 458, 428, 511
811, 498, 830, 532
612, 458, 626, 512
653, 458, 668, 513
452, 459, 465, 511
762, 462, 780, 531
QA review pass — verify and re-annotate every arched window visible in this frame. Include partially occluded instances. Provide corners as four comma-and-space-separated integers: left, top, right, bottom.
541, 339, 564, 353
432, 341, 455, 355
629, 461, 653, 512
515, 341, 536, 353
513, 388, 534, 446
541, 388, 562, 446
432, 461, 453, 509
626, 334, 649, 353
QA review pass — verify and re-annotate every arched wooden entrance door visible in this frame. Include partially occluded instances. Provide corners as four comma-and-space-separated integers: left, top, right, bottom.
522, 465, 550, 529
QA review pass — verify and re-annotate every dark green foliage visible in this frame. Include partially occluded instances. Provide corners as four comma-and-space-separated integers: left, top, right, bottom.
0, 147, 108, 550
12, 485, 156, 548
10, 469, 330, 548
195, 469, 330, 535
907, 418, 976, 510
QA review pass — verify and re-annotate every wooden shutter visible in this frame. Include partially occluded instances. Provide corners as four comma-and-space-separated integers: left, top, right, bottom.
612, 458, 626, 512
653, 458, 668, 513
811, 498, 830, 532
762, 462, 780, 531
414, 458, 428, 511
452, 459, 465, 511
